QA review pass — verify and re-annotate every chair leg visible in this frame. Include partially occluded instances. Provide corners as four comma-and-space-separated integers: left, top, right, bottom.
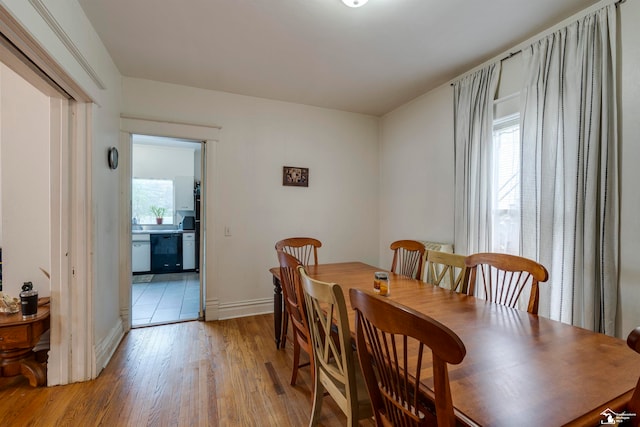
308, 347, 315, 390
309, 374, 325, 427
291, 338, 300, 385
347, 407, 359, 427
281, 308, 289, 349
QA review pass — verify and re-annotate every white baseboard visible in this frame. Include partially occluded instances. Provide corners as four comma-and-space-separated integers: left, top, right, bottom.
212, 297, 272, 321
94, 317, 125, 374
205, 297, 219, 321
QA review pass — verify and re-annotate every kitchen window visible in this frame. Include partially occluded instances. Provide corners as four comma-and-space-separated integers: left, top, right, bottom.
132, 178, 174, 224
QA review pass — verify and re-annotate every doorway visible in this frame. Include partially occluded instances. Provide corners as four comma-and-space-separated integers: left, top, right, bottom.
0, 19, 94, 383
130, 134, 203, 327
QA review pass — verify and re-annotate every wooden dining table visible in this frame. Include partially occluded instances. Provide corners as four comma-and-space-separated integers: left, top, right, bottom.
269, 261, 640, 427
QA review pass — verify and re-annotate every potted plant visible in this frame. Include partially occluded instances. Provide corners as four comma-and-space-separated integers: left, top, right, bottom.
150, 206, 166, 224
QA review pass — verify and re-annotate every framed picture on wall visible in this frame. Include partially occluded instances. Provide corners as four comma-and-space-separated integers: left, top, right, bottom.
282, 166, 309, 187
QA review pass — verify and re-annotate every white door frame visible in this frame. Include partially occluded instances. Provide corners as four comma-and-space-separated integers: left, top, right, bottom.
0, 6, 94, 384
120, 116, 221, 328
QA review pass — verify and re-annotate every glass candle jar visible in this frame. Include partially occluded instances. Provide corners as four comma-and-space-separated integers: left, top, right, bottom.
20, 282, 38, 319
374, 272, 389, 296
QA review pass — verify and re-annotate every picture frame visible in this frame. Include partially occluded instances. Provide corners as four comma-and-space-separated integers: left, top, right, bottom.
282, 166, 309, 187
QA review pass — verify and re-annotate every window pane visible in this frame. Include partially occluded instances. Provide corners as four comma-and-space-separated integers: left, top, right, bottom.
132, 178, 174, 225
492, 116, 520, 254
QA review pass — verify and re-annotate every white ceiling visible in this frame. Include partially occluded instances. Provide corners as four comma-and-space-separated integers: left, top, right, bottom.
78, 0, 601, 116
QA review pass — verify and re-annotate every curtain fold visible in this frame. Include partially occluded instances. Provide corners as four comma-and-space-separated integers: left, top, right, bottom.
453, 64, 501, 256
520, 5, 618, 334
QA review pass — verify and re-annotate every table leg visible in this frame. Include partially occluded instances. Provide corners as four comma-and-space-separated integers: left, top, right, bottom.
20, 359, 47, 387
0, 349, 47, 387
273, 275, 283, 349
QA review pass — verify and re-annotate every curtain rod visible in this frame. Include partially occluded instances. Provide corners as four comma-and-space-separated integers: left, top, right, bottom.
498, 0, 625, 63
450, 0, 626, 87
497, 0, 625, 64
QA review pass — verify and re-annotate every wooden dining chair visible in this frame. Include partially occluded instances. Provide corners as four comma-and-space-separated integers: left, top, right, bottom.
275, 237, 322, 266
425, 251, 470, 293
297, 266, 373, 426
390, 239, 426, 280
626, 327, 640, 427
277, 250, 314, 387
465, 252, 549, 314
275, 237, 322, 348
349, 288, 466, 427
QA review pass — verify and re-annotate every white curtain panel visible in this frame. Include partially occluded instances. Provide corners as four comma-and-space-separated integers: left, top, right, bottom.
453, 63, 501, 256
520, 5, 618, 334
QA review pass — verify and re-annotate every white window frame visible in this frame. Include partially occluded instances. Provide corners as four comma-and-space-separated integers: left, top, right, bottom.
491, 113, 521, 255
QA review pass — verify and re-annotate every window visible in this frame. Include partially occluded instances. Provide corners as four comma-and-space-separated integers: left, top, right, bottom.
132, 178, 174, 225
491, 114, 520, 255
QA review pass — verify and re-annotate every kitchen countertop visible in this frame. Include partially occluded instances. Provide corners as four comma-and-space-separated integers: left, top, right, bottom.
132, 229, 195, 234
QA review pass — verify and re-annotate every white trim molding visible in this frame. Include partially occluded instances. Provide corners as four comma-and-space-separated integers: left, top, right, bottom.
120, 117, 220, 328
70, 101, 95, 383
94, 318, 125, 374
205, 298, 220, 321
217, 298, 273, 320
28, 0, 107, 90
120, 115, 221, 141
0, 4, 90, 101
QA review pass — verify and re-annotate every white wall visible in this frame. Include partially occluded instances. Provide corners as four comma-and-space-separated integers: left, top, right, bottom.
379, 84, 455, 269
122, 78, 380, 317
132, 144, 194, 179
379, 1, 640, 338
0, 64, 51, 297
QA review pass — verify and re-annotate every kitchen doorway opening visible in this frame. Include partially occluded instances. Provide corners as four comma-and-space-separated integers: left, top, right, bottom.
130, 134, 204, 327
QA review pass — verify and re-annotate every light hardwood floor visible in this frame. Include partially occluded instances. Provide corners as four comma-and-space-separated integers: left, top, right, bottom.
0, 314, 374, 426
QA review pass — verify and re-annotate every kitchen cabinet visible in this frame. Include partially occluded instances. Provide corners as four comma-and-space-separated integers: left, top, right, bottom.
132, 233, 151, 273
182, 232, 196, 270
174, 176, 194, 211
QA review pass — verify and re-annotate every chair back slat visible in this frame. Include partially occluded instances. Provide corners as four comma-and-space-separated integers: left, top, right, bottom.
426, 251, 470, 293
390, 240, 426, 280
466, 252, 549, 314
350, 288, 466, 427
275, 237, 322, 266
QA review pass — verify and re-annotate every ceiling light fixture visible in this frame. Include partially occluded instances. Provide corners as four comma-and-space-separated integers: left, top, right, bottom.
341, 0, 368, 7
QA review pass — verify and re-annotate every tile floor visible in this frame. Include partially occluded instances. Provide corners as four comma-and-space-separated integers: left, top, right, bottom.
131, 272, 200, 327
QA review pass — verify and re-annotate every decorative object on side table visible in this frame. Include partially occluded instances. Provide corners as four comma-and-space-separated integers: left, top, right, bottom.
282, 166, 309, 187
0, 292, 20, 314
20, 282, 38, 319
0, 249, 16, 313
